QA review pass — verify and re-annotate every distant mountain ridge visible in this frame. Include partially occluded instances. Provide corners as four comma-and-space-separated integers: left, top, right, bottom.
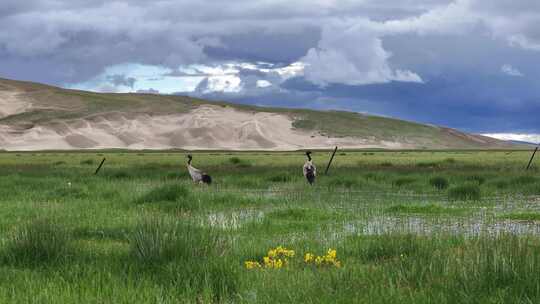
507, 140, 538, 147
0, 77, 520, 151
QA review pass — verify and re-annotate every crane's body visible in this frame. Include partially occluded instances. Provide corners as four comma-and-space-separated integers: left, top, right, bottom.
187, 155, 212, 185
303, 151, 316, 185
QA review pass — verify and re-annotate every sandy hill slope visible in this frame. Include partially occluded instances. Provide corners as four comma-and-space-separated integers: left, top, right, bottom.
0, 77, 516, 151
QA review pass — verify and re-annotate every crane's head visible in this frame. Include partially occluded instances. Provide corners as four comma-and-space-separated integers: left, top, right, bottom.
305, 151, 312, 160
186, 154, 193, 164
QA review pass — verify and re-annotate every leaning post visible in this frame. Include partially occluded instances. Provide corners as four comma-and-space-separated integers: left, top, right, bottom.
526, 146, 538, 170
94, 158, 106, 175
325, 146, 339, 175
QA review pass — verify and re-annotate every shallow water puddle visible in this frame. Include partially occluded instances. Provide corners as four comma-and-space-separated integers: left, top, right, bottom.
345, 215, 540, 236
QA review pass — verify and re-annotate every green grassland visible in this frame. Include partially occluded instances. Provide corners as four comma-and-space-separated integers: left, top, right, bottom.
0, 150, 539, 303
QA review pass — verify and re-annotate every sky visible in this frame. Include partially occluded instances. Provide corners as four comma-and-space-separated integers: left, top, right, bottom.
0, 0, 539, 143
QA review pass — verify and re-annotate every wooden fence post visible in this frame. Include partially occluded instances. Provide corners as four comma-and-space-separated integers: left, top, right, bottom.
325, 147, 338, 175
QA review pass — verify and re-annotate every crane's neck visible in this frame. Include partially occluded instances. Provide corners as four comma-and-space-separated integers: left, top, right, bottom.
306, 154, 312, 161
187, 158, 192, 165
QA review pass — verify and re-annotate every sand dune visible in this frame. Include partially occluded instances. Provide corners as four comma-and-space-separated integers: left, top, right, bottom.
0, 90, 31, 119
0, 105, 408, 151
0, 77, 516, 151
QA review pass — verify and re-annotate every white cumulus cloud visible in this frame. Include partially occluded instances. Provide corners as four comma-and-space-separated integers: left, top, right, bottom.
483, 133, 540, 144
501, 64, 524, 77
301, 25, 423, 86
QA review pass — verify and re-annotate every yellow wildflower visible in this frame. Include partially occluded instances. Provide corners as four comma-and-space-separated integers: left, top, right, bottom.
327, 249, 337, 259
246, 246, 341, 271
245, 261, 261, 269
304, 249, 342, 268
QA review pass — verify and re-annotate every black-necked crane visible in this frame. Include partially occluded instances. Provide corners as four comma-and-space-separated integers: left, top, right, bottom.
303, 151, 316, 185
186, 154, 212, 185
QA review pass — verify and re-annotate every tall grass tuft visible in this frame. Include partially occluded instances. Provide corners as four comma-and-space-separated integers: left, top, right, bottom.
343, 234, 431, 262
491, 178, 509, 189
327, 176, 362, 189
49, 185, 90, 200
108, 170, 131, 179
393, 177, 416, 187
128, 218, 228, 262
416, 161, 439, 168
266, 173, 293, 183
524, 183, 540, 195
229, 157, 251, 167
229, 157, 242, 164
429, 176, 449, 190
135, 184, 198, 211
448, 183, 481, 201
127, 218, 238, 300
2, 219, 72, 266
136, 184, 189, 204
511, 175, 537, 186
342, 233, 540, 302
80, 159, 94, 165
466, 174, 486, 185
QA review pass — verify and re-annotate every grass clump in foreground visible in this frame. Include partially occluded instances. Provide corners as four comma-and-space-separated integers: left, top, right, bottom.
448, 183, 481, 201
337, 234, 540, 303
2, 219, 73, 266
128, 218, 238, 301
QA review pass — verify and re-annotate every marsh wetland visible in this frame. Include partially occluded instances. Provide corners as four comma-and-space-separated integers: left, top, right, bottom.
0, 150, 539, 303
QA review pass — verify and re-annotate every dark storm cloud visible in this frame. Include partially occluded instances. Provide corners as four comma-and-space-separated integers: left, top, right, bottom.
1, 0, 540, 134
196, 72, 540, 134
0, 0, 453, 84
204, 28, 321, 63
